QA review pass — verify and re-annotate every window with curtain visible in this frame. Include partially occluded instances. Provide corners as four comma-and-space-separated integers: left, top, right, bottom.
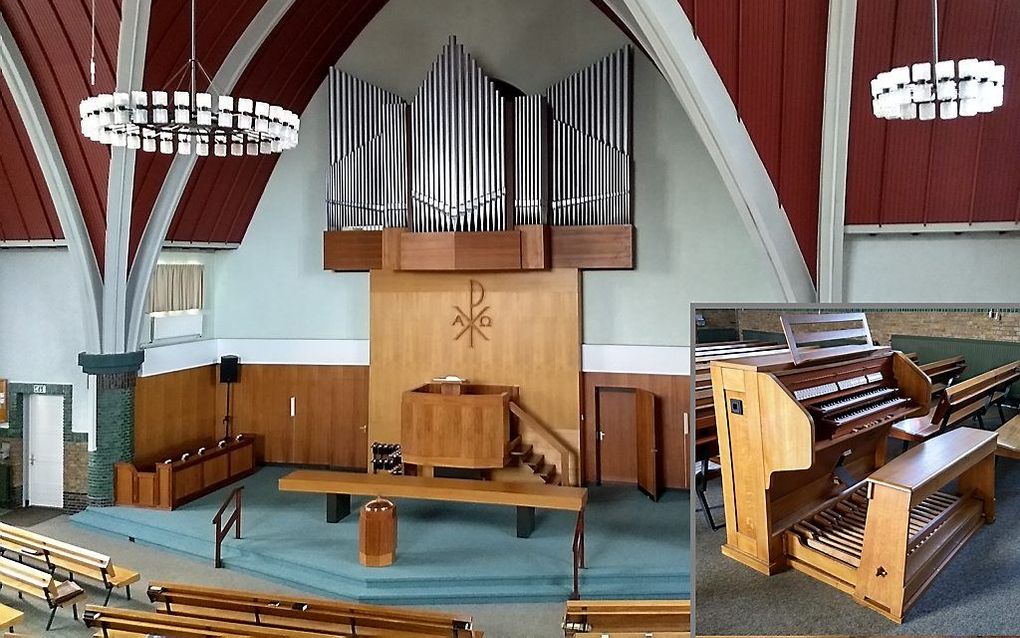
147, 264, 204, 314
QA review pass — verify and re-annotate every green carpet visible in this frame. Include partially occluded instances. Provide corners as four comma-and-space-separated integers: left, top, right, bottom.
73, 466, 690, 605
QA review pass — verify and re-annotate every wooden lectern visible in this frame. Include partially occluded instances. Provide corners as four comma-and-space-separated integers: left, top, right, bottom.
401, 380, 518, 471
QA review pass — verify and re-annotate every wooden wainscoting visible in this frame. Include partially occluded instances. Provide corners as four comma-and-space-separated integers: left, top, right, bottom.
370, 269, 581, 482
214, 364, 370, 469
135, 365, 219, 466
583, 373, 690, 489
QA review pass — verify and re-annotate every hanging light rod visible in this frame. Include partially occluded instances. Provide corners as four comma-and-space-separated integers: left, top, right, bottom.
79, 0, 299, 156
871, 0, 1004, 121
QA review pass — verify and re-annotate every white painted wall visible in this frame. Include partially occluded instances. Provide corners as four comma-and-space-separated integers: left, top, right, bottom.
0, 248, 95, 438
195, 0, 784, 347
844, 234, 1020, 302
206, 84, 370, 340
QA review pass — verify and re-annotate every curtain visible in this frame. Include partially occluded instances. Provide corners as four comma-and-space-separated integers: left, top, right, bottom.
147, 264, 204, 313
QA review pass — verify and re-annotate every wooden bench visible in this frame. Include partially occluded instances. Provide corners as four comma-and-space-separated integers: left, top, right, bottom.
83, 605, 340, 637
562, 600, 690, 637
919, 355, 968, 398
279, 470, 588, 597
995, 413, 1020, 459
0, 555, 84, 630
0, 603, 23, 633
115, 434, 256, 510
0, 523, 138, 606
146, 582, 479, 637
891, 360, 1020, 443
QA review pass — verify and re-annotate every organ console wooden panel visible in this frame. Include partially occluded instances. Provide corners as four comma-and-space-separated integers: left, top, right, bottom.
711, 344, 997, 622
401, 382, 518, 469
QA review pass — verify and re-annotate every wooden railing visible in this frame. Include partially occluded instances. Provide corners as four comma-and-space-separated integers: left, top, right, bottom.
212, 486, 243, 569
509, 402, 578, 486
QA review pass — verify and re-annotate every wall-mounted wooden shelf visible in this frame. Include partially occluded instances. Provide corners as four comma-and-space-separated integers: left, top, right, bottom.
323, 224, 632, 272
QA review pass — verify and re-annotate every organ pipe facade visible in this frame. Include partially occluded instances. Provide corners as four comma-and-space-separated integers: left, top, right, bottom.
326, 37, 631, 232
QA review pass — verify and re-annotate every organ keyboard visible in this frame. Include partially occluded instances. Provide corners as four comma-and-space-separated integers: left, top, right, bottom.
710, 343, 996, 622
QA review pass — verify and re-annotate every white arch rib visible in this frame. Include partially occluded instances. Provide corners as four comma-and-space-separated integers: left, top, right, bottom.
0, 13, 103, 352
103, 0, 151, 354
124, 0, 296, 350
613, 0, 816, 302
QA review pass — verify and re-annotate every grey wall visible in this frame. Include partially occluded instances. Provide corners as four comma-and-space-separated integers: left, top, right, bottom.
199, 0, 785, 346
0, 249, 94, 437
845, 234, 1020, 302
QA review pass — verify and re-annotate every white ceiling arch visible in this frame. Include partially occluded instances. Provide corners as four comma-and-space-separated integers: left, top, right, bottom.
608, 0, 816, 302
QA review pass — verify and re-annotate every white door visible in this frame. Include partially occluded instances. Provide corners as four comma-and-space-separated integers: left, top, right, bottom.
25, 395, 64, 508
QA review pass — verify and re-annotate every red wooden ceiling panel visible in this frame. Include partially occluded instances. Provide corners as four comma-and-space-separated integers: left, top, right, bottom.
681, 0, 827, 280
129, 0, 266, 263
922, 0, 995, 223
167, 0, 386, 245
779, 0, 829, 278
738, 0, 785, 188
0, 73, 61, 240
959, 0, 1016, 222
1, 0, 120, 267
847, 0, 1018, 226
845, 0, 898, 225
878, 0, 938, 224
692, 0, 740, 105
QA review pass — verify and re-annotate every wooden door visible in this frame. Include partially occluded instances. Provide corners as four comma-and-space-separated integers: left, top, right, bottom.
635, 389, 662, 500
596, 389, 638, 483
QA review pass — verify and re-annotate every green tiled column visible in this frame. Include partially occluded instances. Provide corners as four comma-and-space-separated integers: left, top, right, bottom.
79, 352, 144, 508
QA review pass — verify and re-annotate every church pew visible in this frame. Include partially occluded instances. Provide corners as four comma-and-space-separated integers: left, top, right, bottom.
891, 360, 1020, 443
0, 555, 84, 630
83, 606, 345, 637
562, 600, 690, 637
147, 582, 479, 637
0, 523, 138, 605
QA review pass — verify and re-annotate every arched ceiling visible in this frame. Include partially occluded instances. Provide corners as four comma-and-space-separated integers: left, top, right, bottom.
677, 0, 829, 281
1, 0, 120, 266
0, 71, 61, 240
130, 0, 268, 262
6, 0, 1019, 287
846, 0, 1020, 226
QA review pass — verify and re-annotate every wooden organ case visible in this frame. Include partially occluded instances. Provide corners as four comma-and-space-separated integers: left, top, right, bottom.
711, 346, 997, 622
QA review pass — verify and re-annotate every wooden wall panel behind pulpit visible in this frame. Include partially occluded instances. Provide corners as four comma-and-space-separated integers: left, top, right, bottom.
369, 269, 581, 480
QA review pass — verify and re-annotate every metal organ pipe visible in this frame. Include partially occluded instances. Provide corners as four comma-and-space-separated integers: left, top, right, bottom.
327, 40, 632, 236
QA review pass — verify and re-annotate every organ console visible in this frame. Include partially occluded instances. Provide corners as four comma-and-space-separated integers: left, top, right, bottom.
711, 324, 997, 623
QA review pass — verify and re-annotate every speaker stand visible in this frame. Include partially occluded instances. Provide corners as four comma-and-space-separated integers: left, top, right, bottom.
223, 381, 234, 438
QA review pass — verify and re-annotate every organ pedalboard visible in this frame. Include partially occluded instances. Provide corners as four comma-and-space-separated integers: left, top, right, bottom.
710, 346, 997, 623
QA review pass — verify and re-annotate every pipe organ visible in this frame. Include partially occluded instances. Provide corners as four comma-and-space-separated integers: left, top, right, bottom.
409, 38, 513, 233
327, 73, 408, 231
547, 47, 631, 227
323, 37, 634, 272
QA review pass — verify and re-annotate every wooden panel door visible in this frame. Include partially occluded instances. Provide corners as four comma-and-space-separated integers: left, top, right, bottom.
597, 389, 638, 483
635, 389, 662, 501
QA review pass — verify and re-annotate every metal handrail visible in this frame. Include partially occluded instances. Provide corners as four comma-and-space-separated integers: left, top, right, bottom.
213, 486, 243, 568
570, 507, 586, 599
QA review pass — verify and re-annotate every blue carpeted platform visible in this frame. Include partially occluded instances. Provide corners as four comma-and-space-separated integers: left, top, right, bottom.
72, 467, 689, 604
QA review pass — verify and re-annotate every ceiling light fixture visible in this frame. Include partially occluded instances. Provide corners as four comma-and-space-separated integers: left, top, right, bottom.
871, 0, 1004, 121
79, 0, 299, 156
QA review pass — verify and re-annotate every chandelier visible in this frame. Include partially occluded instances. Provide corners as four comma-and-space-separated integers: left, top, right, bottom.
871, 0, 1004, 121
79, 0, 299, 156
